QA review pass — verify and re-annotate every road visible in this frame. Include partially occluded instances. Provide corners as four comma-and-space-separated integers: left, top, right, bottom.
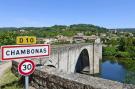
0, 61, 12, 77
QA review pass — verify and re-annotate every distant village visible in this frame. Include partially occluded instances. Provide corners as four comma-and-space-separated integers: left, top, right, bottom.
36, 33, 101, 44
34, 29, 134, 45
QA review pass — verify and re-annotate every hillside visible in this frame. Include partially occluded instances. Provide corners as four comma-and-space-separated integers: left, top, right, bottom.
111, 28, 135, 32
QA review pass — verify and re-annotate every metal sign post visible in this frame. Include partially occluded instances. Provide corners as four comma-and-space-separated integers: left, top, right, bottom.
25, 76, 29, 89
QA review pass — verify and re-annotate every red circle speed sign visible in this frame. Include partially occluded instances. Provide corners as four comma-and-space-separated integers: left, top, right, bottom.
18, 59, 35, 76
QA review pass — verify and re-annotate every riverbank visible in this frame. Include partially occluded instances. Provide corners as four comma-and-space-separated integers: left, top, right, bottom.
103, 46, 135, 59
100, 56, 135, 84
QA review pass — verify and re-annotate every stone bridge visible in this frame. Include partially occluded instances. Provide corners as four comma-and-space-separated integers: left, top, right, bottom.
38, 43, 102, 74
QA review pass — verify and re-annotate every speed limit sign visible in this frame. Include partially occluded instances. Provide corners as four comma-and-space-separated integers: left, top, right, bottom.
18, 59, 35, 76
18, 59, 35, 89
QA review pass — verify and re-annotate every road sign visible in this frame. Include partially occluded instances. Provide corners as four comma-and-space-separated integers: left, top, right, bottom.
18, 59, 35, 76
18, 59, 35, 89
16, 36, 36, 45
1, 44, 50, 61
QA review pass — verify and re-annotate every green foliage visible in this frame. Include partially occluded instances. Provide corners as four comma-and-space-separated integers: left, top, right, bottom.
84, 31, 94, 36
103, 47, 117, 56
118, 37, 134, 51
0, 31, 17, 46
104, 37, 135, 58
106, 38, 118, 46
61, 31, 76, 36
0, 68, 22, 89
116, 51, 130, 58
70, 24, 107, 33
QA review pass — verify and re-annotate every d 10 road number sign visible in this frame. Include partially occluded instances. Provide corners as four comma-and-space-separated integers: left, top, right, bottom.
16, 36, 36, 45
18, 60, 35, 76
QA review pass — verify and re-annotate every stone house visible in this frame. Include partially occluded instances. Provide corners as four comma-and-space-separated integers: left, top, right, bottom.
37, 38, 58, 44
56, 35, 73, 43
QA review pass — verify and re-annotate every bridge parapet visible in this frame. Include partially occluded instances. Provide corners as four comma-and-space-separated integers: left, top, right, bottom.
12, 61, 135, 89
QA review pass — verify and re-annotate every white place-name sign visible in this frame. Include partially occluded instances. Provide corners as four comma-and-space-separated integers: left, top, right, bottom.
1, 44, 50, 61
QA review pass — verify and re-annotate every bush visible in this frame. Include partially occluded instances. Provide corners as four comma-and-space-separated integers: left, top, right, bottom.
103, 47, 117, 56
116, 51, 130, 58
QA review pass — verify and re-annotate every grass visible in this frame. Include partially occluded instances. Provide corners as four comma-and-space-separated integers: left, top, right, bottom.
0, 68, 23, 89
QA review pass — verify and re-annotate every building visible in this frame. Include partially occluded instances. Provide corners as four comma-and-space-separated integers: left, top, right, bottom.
100, 33, 106, 37
73, 34, 101, 43
73, 36, 85, 43
37, 38, 58, 44
73, 33, 85, 43
56, 35, 73, 43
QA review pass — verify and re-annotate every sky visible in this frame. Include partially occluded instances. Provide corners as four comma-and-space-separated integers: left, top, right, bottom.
0, 0, 135, 28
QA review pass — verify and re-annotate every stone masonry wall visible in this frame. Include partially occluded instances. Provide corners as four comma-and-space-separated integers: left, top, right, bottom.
12, 61, 135, 89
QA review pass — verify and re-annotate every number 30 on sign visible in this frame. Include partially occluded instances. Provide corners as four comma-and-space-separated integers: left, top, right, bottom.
18, 59, 35, 76
16, 36, 36, 45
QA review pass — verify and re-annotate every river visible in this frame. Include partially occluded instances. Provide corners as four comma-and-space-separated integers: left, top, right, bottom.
98, 57, 135, 84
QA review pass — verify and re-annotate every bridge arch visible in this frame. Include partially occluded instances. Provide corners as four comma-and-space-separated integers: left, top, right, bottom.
74, 48, 90, 73
45, 44, 101, 74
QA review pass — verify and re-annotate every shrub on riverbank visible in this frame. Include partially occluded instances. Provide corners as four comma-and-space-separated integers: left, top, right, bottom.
103, 46, 135, 59
103, 37, 135, 59
103, 47, 117, 56
116, 51, 130, 58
